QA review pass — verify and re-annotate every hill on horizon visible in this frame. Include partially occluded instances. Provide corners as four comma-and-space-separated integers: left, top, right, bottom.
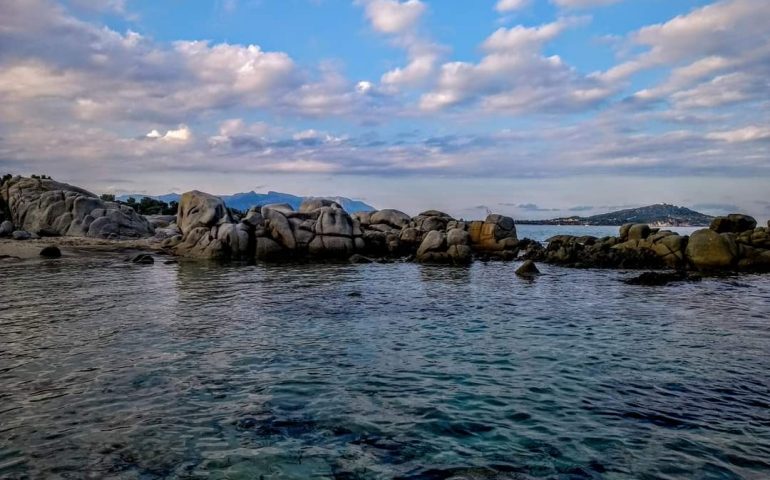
516, 203, 715, 226
117, 191, 375, 213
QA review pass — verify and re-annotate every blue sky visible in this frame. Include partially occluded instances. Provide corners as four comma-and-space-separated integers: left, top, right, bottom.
0, 0, 768, 220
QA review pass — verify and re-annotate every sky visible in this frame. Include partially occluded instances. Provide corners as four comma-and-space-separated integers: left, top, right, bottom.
0, 0, 768, 220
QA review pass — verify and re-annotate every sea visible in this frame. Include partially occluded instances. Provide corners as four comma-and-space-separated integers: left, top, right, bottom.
1, 225, 768, 479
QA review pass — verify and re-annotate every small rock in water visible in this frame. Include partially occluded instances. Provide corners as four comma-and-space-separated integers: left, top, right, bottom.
348, 291, 362, 297
130, 253, 154, 264
163, 259, 178, 265
12, 230, 31, 240
515, 260, 540, 277
39, 245, 61, 258
349, 254, 374, 264
624, 271, 701, 286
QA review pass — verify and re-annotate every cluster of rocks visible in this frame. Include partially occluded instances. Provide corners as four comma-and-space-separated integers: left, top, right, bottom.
0, 176, 153, 240
160, 191, 521, 263
525, 213, 770, 272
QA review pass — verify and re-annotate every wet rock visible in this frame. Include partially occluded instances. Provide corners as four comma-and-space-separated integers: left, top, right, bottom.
710, 214, 757, 234
349, 254, 375, 264
39, 245, 61, 258
12, 230, 31, 240
0, 220, 13, 237
624, 271, 700, 286
685, 229, 737, 270
416, 230, 446, 260
130, 253, 154, 264
515, 260, 540, 277
254, 236, 284, 260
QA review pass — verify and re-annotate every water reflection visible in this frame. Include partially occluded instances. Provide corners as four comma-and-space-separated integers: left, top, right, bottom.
0, 257, 768, 479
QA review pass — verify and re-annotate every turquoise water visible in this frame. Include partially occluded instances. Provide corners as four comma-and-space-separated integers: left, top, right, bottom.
1, 251, 769, 479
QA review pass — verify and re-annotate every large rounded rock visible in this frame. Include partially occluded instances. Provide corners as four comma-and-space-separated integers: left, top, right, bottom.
1, 176, 153, 239
370, 209, 410, 229
685, 229, 738, 270
710, 214, 757, 234
0, 220, 13, 237
299, 198, 342, 213
627, 224, 651, 241
470, 214, 518, 252
12, 230, 31, 240
262, 206, 296, 250
416, 230, 447, 262
176, 191, 233, 234
314, 207, 354, 237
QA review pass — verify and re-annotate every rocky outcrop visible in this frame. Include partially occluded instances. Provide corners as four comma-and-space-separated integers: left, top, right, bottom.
167, 189, 519, 264
0, 176, 153, 239
527, 214, 770, 273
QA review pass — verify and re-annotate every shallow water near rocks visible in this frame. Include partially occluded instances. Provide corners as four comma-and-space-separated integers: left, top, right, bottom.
1, 248, 769, 479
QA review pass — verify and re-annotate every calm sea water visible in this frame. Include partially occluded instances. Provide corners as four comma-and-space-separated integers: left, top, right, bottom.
515, 225, 701, 243
1, 241, 769, 479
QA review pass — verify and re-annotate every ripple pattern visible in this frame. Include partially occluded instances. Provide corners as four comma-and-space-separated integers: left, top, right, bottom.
1, 255, 769, 479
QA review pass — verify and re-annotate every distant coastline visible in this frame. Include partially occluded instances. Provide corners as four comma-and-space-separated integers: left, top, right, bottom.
515, 203, 714, 227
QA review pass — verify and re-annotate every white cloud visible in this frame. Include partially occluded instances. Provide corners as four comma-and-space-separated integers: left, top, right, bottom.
707, 126, 770, 143
552, 0, 620, 8
146, 125, 192, 142
359, 0, 426, 34
495, 0, 530, 13
420, 17, 611, 112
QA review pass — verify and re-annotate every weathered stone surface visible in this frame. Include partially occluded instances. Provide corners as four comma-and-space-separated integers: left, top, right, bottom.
308, 234, 354, 257
314, 207, 354, 237
146, 215, 177, 229
471, 214, 518, 252
0, 220, 13, 237
710, 214, 757, 234
351, 211, 373, 226
263, 207, 296, 250
1, 176, 153, 239
412, 210, 454, 232
255, 237, 284, 260
299, 198, 341, 213
685, 229, 738, 270
176, 191, 232, 234
446, 228, 469, 247
515, 260, 540, 277
242, 208, 264, 228
12, 230, 31, 240
416, 230, 446, 259
447, 244, 472, 264
370, 209, 411, 229
619, 223, 634, 241
628, 224, 651, 241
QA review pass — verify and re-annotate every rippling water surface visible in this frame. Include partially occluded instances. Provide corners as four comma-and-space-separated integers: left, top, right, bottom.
1, 251, 769, 479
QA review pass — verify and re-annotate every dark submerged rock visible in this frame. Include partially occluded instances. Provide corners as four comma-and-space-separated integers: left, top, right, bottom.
130, 253, 155, 264
624, 271, 701, 286
39, 245, 61, 258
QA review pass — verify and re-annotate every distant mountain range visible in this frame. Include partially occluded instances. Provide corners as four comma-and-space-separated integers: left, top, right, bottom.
117, 191, 375, 213
516, 204, 714, 226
